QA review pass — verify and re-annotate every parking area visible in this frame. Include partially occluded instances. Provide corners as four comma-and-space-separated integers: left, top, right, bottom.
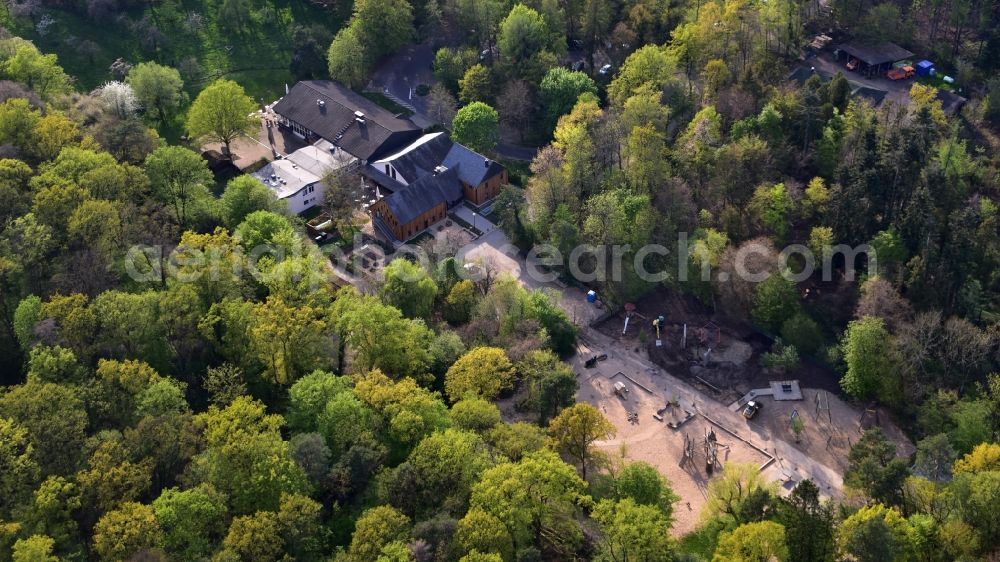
808, 52, 916, 106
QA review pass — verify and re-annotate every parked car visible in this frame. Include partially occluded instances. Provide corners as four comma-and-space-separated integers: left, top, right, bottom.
887, 66, 915, 80
599, 63, 612, 75
742, 400, 762, 419
846, 58, 859, 71
571, 60, 586, 71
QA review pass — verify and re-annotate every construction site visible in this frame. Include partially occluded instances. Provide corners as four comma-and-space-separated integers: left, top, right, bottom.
576, 288, 914, 537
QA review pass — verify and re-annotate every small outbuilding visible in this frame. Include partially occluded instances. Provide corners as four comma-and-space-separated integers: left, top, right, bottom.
915, 59, 935, 76
836, 41, 914, 78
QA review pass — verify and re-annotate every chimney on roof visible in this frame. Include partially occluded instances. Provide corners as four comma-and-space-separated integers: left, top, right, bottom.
433, 165, 447, 176
354, 110, 366, 125
317, 99, 325, 108
484, 158, 490, 168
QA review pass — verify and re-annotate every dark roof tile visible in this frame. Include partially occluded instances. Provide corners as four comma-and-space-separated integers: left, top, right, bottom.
836, 42, 914, 66
383, 167, 463, 225
375, 132, 504, 187
273, 81, 421, 161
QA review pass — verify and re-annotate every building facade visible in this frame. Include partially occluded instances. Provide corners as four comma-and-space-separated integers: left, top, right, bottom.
269, 81, 507, 234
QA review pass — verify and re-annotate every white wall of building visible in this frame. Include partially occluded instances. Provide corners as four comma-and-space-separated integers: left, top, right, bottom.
284, 182, 325, 214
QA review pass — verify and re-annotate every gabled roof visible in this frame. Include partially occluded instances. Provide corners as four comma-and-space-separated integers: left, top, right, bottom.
786, 66, 832, 84
272, 81, 421, 161
373, 132, 452, 183
362, 164, 406, 193
382, 167, 463, 225
373, 132, 505, 187
837, 42, 914, 66
443, 142, 505, 187
852, 86, 888, 106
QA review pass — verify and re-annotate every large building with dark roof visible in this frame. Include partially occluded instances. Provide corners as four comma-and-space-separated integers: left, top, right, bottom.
369, 167, 465, 241
366, 132, 508, 241
273, 81, 506, 241
272, 80, 422, 162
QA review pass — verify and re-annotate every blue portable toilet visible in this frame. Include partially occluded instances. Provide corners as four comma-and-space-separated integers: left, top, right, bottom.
916, 60, 935, 77
586, 290, 597, 303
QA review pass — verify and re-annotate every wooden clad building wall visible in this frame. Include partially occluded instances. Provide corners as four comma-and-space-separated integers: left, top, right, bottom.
371, 199, 449, 241
370, 168, 508, 241
463, 170, 508, 205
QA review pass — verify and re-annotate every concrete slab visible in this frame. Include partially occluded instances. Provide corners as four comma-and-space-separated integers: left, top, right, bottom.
770, 380, 803, 401
729, 388, 774, 411
452, 204, 496, 234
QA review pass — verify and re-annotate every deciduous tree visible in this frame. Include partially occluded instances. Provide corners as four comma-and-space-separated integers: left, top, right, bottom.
713, 521, 789, 562
0, 417, 38, 517
459, 64, 493, 104
222, 511, 285, 562
453, 102, 500, 153
836, 504, 917, 562
185, 79, 258, 158
444, 347, 515, 402
220, 175, 282, 227
611, 461, 678, 518
348, 506, 411, 562
469, 450, 586, 551
0, 382, 87, 477
381, 259, 439, 320
455, 509, 513, 560
353, 370, 450, 449
250, 296, 332, 386
92, 502, 162, 562
593, 498, 674, 562
840, 317, 898, 403
332, 288, 433, 378
451, 398, 502, 433
1, 44, 70, 98
152, 484, 228, 561
547, 402, 615, 480
426, 83, 458, 126
187, 397, 308, 514
144, 146, 214, 228
352, 0, 415, 60
539, 67, 597, 132
12, 535, 58, 562
327, 26, 368, 90
381, 428, 491, 518
498, 4, 555, 66
127, 62, 184, 124
703, 463, 777, 524
751, 273, 799, 332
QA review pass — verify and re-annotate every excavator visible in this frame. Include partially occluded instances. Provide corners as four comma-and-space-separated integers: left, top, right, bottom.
652, 315, 665, 347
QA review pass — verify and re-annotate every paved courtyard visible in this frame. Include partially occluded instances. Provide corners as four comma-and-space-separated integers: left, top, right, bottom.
202, 122, 308, 171
452, 205, 497, 235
